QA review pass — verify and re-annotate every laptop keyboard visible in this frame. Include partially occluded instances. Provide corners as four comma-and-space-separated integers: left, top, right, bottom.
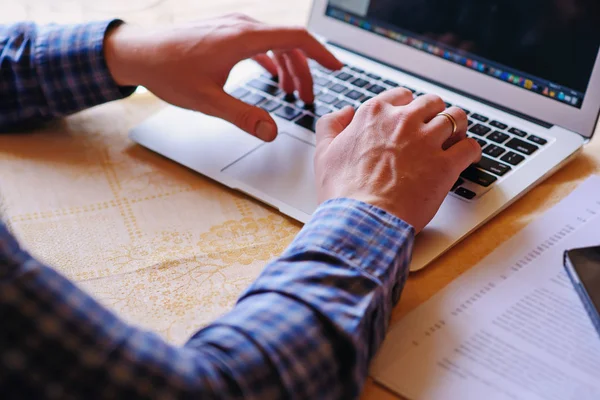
228, 61, 551, 201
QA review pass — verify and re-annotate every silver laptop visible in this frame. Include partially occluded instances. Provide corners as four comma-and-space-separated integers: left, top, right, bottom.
130, 0, 600, 271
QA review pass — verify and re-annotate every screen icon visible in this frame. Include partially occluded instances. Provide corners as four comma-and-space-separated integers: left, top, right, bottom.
558, 92, 565, 100
525, 80, 533, 89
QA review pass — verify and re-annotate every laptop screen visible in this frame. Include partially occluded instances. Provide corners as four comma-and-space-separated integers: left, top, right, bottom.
326, 0, 600, 109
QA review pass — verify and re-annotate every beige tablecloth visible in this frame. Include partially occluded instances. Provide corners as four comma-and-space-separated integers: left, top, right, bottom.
1, 2, 599, 399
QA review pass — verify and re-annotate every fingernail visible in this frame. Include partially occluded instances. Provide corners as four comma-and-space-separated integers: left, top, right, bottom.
256, 121, 275, 141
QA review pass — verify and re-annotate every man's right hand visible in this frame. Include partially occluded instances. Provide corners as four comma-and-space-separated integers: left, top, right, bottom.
315, 89, 482, 233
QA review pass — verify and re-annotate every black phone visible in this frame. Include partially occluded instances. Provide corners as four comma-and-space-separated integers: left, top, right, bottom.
564, 246, 600, 338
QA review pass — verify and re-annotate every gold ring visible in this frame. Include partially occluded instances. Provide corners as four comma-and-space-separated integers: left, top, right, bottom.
437, 112, 457, 136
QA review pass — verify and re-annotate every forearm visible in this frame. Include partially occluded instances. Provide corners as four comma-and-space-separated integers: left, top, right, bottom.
0, 199, 413, 398
0, 21, 136, 131
222, 198, 414, 397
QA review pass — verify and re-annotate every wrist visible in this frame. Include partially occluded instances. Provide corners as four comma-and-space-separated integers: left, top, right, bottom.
104, 22, 143, 87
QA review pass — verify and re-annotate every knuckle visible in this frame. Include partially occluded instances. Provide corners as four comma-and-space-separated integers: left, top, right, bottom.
469, 138, 483, 156
226, 12, 250, 21
449, 106, 466, 116
421, 93, 443, 108
362, 97, 385, 114
400, 88, 413, 99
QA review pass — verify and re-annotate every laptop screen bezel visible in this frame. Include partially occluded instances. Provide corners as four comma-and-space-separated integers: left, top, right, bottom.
307, 0, 600, 138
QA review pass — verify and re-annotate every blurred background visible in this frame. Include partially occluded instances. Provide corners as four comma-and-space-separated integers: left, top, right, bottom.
1, 0, 312, 27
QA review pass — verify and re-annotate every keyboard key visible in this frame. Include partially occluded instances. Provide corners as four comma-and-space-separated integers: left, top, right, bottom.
383, 79, 399, 87
334, 99, 353, 109
351, 78, 369, 88
275, 106, 302, 121
345, 90, 364, 101
367, 84, 386, 95
317, 93, 337, 104
487, 130, 510, 144
243, 93, 266, 106
260, 99, 281, 112
461, 166, 498, 187
283, 93, 297, 103
508, 127, 527, 137
361, 96, 373, 103
329, 83, 348, 94
366, 73, 381, 80
500, 151, 525, 166
315, 65, 333, 74
295, 114, 317, 132
335, 71, 353, 81
471, 113, 489, 122
476, 156, 511, 176
455, 187, 476, 200
444, 102, 452, 108
247, 79, 280, 96
414, 92, 424, 97
527, 134, 547, 145
402, 86, 416, 93
467, 119, 474, 127
230, 87, 250, 99
474, 138, 488, 148
490, 120, 508, 130
452, 178, 465, 191
314, 76, 331, 88
483, 144, 506, 158
505, 138, 538, 155
460, 107, 471, 115
350, 66, 364, 73
314, 105, 333, 117
469, 124, 492, 136
261, 73, 278, 83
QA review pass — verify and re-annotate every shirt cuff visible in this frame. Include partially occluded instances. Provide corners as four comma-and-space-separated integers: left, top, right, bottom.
241, 197, 414, 352
34, 20, 137, 118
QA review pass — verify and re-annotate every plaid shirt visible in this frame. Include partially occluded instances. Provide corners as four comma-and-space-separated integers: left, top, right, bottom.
0, 21, 415, 399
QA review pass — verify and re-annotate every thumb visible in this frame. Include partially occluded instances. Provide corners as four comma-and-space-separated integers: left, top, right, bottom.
208, 90, 278, 142
315, 106, 355, 149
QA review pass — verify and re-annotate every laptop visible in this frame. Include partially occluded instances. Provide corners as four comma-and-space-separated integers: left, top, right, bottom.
130, 0, 600, 271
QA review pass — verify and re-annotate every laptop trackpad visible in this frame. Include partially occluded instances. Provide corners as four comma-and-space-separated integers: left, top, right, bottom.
222, 133, 318, 214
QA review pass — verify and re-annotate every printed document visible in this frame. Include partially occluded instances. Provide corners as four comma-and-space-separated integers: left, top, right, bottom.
371, 176, 600, 400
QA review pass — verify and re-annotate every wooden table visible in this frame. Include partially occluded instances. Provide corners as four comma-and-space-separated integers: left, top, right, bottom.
2, 1, 599, 399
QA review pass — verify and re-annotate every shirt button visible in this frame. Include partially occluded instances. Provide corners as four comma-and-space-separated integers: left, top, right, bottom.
392, 283, 402, 305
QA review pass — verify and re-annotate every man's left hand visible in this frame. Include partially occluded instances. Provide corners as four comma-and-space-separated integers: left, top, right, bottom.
104, 14, 343, 141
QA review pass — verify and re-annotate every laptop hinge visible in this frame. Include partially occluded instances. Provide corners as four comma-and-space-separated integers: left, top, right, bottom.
328, 41, 554, 130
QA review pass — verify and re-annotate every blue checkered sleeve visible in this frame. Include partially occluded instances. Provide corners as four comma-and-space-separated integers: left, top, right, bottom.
0, 198, 414, 398
0, 21, 136, 130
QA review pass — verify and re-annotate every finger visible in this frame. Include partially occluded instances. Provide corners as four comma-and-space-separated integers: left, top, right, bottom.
426, 107, 468, 148
444, 137, 482, 176
370, 87, 414, 107
244, 26, 344, 71
208, 90, 278, 142
316, 106, 355, 150
252, 53, 278, 77
284, 49, 314, 104
405, 94, 446, 122
273, 51, 295, 94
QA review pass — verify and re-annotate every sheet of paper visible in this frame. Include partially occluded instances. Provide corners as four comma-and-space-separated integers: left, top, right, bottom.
371, 175, 600, 400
